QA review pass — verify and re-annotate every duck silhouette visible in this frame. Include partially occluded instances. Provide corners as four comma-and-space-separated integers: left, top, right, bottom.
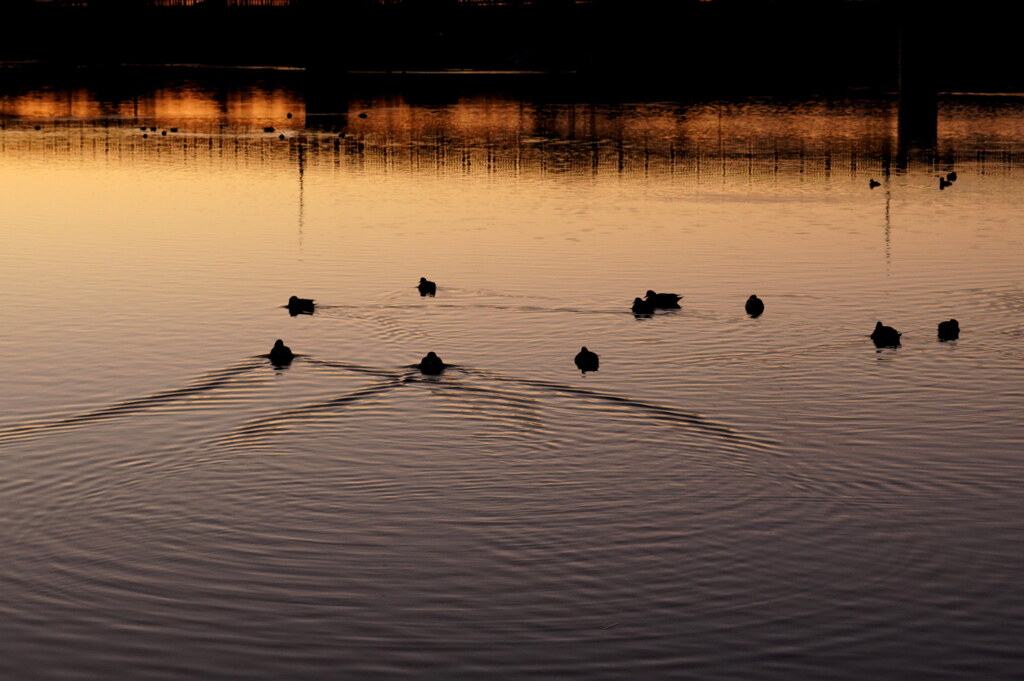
269, 339, 294, 366
870, 321, 902, 348
645, 290, 682, 308
869, 179, 881, 189
287, 296, 315, 315
946, 171, 957, 183
574, 346, 599, 373
939, 177, 952, 190
937, 319, 960, 341
631, 297, 656, 315
418, 351, 445, 375
417, 277, 437, 296
745, 294, 765, 317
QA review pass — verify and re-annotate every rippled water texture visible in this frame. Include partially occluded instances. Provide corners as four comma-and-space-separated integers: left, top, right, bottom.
1, 75, 1023, 679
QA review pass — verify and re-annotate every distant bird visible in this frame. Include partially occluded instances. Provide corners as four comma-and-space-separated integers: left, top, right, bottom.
574, 346, 599, 373
937, 319, 960, 341
150, 127, 157, 132
34, 125, 41, 130
161, 130, 167, 136
142, 134, 148, 138
946, 171, 957, 183
870, 321, 902, 348
418, 351, 445, 375
286, 112, 293, 119
170, 128, 178, 133
139, 126, 147, 131
269, 339, 294, 365
745, 294, 765, 317
278, 134, 285, 140
287, 296, 315, 315
417, 277, 437, 296
264, 126, 275, 133
631, 297, 656, 314
940, 177, 952, 190
645, 290, 682, 308
869, 179, 881, 189
358, 112, 368, 119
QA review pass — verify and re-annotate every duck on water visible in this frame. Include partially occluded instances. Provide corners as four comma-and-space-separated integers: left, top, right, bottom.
417, 278, 437, 296
745, 295, 765, 317
269, 339, 295, 366
418, 351, 445, 375
287, 296, 315, 315
632, 297, 656, 315
645, 290, 682, 308
574, 346, 599, 373
938, 319, 960, 341
870, 321, 902, 348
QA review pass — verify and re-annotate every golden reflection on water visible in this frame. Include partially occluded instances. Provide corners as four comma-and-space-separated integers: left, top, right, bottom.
3, 81, 1024, 681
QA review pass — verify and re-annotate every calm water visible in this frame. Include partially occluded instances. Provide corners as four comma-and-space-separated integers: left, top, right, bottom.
1, 75, 1023, 680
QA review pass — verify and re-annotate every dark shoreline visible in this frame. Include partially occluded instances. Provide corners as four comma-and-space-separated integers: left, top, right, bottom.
3, 1, 1023, 93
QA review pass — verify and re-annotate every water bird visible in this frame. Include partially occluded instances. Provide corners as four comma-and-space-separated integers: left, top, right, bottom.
418, 351, 445, 375
358, 113, 368, 119
264, 126, 275, 133
286, 112, 293, 119
645, 290, 682, 308
937, 319, 960, 341
139, 126, 147, 131
142, 134, 148, 138
745, 294, 765, 317
946, 171, 958, 182
34, 125, 41, 130
940, 177, 952, 190
574, 346, 600, 373
161, 130, 167, 136
269, 339, 294, 365
869, 179, 881, 189
417, 277, 437, 296
632, 297, 656, 314
150, 127, 157, 132
287, 296, 315, 315
870, 321, 902, 347
278, 134, 286, 140
170, 128, 178, 133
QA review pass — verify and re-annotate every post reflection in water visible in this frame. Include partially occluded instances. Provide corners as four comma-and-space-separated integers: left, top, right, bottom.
2, 78, 1024, 681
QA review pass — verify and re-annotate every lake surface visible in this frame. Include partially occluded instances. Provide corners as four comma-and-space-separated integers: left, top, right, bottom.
1, 73, 1023, 680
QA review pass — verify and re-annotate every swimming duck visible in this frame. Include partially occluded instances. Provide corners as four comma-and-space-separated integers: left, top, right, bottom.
937, 319, 960, 341
939, 177, 952, 190
870, 321, 902, 348
269, 339, 294, 365
417, 277, 437, 296
632, 297, 656, 314
745, 294, 765, 317
287, 296, 315, 315
574, 346, 599, 373
645, 290, 682, 308
946, 171, 957, 183
418, 351, 445, 375
869, 179, 881, 189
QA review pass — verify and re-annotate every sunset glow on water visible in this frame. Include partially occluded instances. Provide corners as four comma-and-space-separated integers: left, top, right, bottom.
2, 76, 1023, 679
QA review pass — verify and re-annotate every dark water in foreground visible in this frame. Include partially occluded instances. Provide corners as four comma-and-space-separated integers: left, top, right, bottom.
1, 76, 1023, 679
